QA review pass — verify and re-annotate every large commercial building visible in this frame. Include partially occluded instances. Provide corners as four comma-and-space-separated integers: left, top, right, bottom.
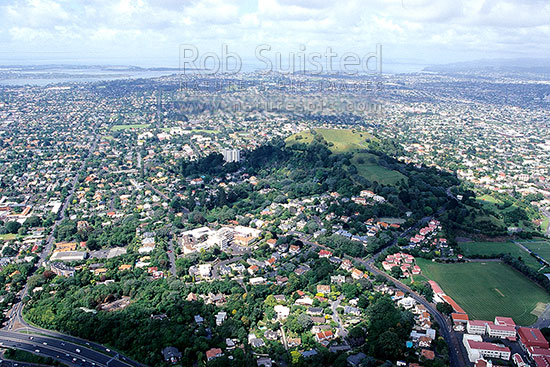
463, 334, 511, 363
466, 317, 516, 339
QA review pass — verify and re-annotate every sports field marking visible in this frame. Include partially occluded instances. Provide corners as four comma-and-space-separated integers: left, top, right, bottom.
494, 288, 505, 297
531, 302, 547, 317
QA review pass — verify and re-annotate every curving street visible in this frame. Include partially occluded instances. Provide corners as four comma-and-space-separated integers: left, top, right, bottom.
297, 227, 467, 367
1, 330, 135, 367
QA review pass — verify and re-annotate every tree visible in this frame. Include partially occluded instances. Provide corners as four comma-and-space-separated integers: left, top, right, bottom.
374, 330, 403, 359
5, 221, 21, 234
297, 312, 313, 331
390, 266, 403, 279
290, 351, 303, 366
436, 302, 453, 315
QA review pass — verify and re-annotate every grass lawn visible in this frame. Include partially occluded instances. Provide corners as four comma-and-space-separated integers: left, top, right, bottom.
542, 217, 549, 232
351, 152, 407, 186
0, 233, 17, 241
285, 128, 404, 185
161, 128, 220, 134
520, 240, 550, 264
314, 128, 376, 153
417, 258, 550, 325
286, 128, 376, 153
459, 241, 543, 271
111, 124, 150, 131
477, 194, 503, 205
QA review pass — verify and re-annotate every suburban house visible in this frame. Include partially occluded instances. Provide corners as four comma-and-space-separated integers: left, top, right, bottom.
205, 348, 223, 362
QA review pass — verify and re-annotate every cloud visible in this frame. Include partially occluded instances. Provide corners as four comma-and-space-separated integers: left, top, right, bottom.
0, 0, 548, 66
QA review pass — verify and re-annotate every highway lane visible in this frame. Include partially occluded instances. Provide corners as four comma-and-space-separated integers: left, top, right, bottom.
1, 337, 96, 367
0, 331, 133, 367
2, 128, 142, 367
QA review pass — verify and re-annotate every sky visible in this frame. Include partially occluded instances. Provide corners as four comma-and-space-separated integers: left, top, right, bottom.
0, 0, 549, 71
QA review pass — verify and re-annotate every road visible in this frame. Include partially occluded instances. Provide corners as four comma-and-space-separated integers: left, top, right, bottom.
2, 128, 144, 367
361, 260, 465, 367
279, 325, 288, 350
0, 330, 136, 367
143, 180, 189, 214
513, 240, 550, 267
6, 135, 99, 331
297, 224, 466, 366
330, 295, 348, 340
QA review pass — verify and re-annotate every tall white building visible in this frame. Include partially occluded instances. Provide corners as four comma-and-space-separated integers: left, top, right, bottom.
222, 148, 241, 163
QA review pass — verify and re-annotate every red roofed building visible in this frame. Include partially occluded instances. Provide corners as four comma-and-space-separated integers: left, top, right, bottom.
487, 322, 516, 340
206, 348, 223, 361
451, 313, 469, 325
315, 330, 334, 342
463, 335, 511, 362
533, 355, 550, 367
495, 316, 515, 327
531, 348, 550, 358
351, 268, 364, 280
428, 280, 444, 295
467, 318, 516, 339
512, 353, 527, 367
421, 349, 435, 360
518, 327, 549, 354
319, 249, 332, 258
442, 295, 466, 314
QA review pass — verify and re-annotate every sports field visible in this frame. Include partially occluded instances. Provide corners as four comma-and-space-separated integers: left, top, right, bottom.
0, 233, 17, 241
417, 258, 550, 325
111, 124, 150, 131
458, 241, 542, 271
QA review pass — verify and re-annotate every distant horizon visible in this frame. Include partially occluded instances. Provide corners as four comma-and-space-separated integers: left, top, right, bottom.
1, 56, 549, 75
1, 0, 548, 74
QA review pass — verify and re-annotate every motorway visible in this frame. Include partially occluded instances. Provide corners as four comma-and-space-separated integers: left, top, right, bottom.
1, 330, 135, 367
2, 127, 144, 367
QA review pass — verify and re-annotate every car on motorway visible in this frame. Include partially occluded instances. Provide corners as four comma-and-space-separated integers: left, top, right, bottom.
34, 349, 40, 353
76, 348, 81, 353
